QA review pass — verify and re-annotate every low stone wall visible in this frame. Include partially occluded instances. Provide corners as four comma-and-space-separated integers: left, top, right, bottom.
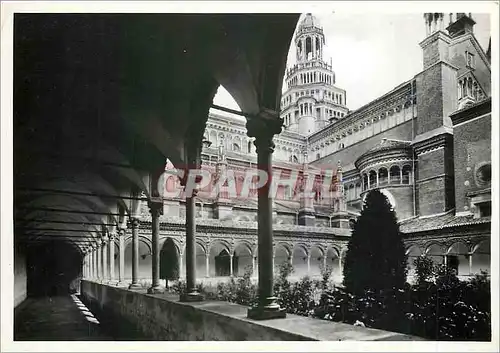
80, 280, 422, 341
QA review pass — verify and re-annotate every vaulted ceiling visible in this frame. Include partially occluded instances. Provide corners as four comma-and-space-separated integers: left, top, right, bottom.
14, 13, 299, 254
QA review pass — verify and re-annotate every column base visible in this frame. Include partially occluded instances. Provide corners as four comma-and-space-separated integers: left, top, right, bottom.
128, 283, 143, 290
179, 292, 204, 302
115, 281, 128, 288
247, 306, 286, 320
147, 285, 165, 294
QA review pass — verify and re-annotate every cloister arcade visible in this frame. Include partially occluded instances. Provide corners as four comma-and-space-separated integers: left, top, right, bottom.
405, 238, 491, 279
104, 235, 346, 284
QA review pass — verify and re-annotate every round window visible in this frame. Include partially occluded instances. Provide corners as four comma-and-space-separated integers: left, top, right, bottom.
475, 163, 491, 187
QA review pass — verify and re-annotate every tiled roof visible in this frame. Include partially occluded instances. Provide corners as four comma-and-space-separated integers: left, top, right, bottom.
361, 139, 411, 157
399, 212, 491, 234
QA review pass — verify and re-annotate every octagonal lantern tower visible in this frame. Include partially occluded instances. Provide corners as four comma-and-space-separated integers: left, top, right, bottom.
280, 13, 349, 135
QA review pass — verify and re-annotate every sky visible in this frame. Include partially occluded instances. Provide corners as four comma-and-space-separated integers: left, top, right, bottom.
212, 12, 490, 114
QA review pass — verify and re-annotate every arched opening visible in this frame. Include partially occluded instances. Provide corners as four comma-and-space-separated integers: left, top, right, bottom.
309, 246, 323, 277
196, 243, 207, 278
26, 242, 82, 297
305, 37, 312, 59
402, 165, 412, 184
390, 165, 401, 184
446, 242, 470, 277
315, 36, 320, 56
363, 174, 368, 191
160, 238, 179, 283
406, 245, 423, 279
425, 244, 445, 267
247, 140, 252, 153
471, 239, 490, 275
233, 243, 253, 277
369, 170, 377, 188
274, 243, 290, 274
124, 239, 152, 282
292, 245, 308, 278
355, 182, 362, 199
208, 242, 231, 277
348, 184, 355, 201
232, 143, 240, 152
378, 167, 388, 186
215, 249, 231, 277
325, 248, 341, 281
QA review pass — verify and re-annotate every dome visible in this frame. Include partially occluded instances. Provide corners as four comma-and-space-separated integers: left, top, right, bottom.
299, 13, 321, 29
355, 138, 412, 171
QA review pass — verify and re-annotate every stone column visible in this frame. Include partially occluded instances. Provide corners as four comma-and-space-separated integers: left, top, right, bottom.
181, 188, 203, 301
88, 251, 93, 279
108, 230, 115, 283
96, 242, 102, 281
229, 254, 234, 277
252, 256, 256, 276
179, 251, 184, 279
93, 249, 97, 279
129, 218, 142, 289
101, 233, 108, 283
117, 227, 126, 286
307, 255, 311, 275
148, 200, 164, 294
312, 35, 316, 58
246, 114, 286, 320
468, 253, 473, 275
205, 254, 210, 278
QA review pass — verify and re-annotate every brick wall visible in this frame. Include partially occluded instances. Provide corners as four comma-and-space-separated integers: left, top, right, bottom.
415, 62, 458, 134
453, 114, 491, 212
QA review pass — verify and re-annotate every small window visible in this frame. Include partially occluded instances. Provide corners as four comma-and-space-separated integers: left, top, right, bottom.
316, 153, 320, 160
466, 51, 475, 68
233, 143, 240, 152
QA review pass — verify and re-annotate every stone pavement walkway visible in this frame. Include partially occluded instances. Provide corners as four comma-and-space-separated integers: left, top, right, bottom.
14, 294, 114, 341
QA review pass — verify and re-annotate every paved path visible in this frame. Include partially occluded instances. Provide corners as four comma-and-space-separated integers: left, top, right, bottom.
14, 295, 114, 341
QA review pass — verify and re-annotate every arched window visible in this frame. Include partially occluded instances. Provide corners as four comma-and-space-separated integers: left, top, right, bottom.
369, 170, 377, 187
390, 165, 401, 184
284, 185, 292, 200
316, 153, 321, 160
348, 184, 355, 201
402, 165, 412, 184
232, 143, 240, 152
363, 174, 369, 190
306, 37, 312, 59
247, 141, 252, 153
378, 168, 388, 186
355, 182, 362, 198
338, 142, 344, 150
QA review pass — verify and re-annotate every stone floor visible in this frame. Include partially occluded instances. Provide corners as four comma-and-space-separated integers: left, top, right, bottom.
14, 294, 114, 341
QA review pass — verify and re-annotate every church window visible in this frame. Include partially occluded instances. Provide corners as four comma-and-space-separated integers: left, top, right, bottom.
402, 165, 412, 184
233, 143, 240, 152
247, 141, 252, 153
378, 168, 388, 185
465, 51, 475, 68
390, 165, 401, 184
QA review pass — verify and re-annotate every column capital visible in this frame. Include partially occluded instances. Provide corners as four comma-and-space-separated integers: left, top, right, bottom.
246, 111, 283, 153
130, 217, 140, 227
149, 199, 164, 217
117, 227, 127, 237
